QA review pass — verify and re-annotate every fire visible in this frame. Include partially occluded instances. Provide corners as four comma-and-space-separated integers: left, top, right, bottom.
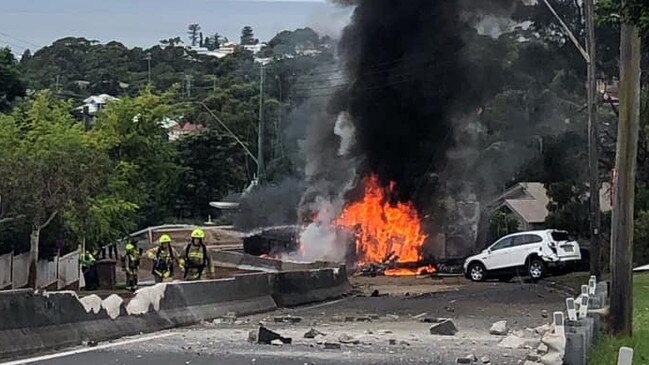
384, 265, 436, 277
336, 175, 433, 276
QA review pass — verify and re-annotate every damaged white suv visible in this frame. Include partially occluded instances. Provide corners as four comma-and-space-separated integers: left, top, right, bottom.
463, 230, 582, 282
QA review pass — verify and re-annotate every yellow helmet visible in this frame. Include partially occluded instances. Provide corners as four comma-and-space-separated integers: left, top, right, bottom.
125, 242, 135, 251
159, 234, 172, 244
191, 228, 205, 239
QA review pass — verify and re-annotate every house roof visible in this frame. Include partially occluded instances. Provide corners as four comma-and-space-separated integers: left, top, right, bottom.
504, 199, 548, 224
493, 181, 613, 224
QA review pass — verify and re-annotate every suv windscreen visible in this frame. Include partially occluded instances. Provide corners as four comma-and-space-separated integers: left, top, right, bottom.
551, 232, 571, 241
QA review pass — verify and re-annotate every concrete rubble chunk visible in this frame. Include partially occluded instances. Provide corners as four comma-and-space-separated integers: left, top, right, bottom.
274, 315, 302, 324
534, 324, 552, 335
498, 335, 528, 349
304, 328, 326, 339
385, 314, 400, 321
429, 319, 458, 336
490, 320, 508, 335
456, 354, 476, 364
537, 343, 549, 354
540, 331, 565, 365
258, 327, 292, 345
324, 342, 341, 350
338, 334, 360, 345
421, 317, 446, 323
368, 313, 380, 320
247, 330, 257, 343
480, 356, 491, 363
526, 353, 542, 362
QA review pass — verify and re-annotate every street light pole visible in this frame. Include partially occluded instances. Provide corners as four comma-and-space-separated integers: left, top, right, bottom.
541, 0, 601, 279
257, 63, 266, 182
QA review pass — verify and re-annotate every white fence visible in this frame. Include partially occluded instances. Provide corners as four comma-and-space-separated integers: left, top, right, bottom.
57, 250, 80, 289
0, 252, 11, 289
11, 252, 29, 288
36, 259, 58, 289
1, 248, 80, 290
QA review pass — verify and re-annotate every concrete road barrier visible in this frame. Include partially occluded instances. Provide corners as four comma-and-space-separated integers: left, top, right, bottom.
0, 267, 349, 360
271, 266, 350, 307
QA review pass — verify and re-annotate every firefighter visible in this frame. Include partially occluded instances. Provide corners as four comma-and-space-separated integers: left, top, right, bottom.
183, 229, 211, 281
146, 234, 183, 283
122, 242, 140, 291
80, 250, 98, 290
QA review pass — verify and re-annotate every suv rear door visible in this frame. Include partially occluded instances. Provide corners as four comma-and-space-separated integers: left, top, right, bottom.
508, 234, 544, 266
550, 231, 579, 258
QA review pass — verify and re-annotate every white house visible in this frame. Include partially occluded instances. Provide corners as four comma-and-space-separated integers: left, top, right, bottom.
76, 94, 118, 115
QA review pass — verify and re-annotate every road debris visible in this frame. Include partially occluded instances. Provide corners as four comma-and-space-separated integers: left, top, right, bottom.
456, 354, 477, 364
303, 328, 326, 339
257, 327, 292, 345
489, 320, 508, 335
274, 315, 302, 324
480, 355, 491, 363
324, 342, 341, 350
338, 334, 360, 345
498, 335, 530, 349
428, 319, 458, 336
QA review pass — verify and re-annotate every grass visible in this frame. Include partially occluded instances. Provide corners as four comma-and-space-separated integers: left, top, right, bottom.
590, 273, 649, 365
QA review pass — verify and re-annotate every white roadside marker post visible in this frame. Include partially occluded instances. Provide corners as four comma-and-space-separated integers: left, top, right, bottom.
617, 347, 634, 365
579, 295, 589, 319
588, 276, 597, 296
566, 297, 577, 321
581, 284, 589, 296
553, 311, 565, 338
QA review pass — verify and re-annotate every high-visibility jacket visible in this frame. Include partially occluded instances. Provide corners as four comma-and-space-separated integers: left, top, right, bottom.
184, 243, 208, 268
146, 245, 182, 275
123, 251, 140, 274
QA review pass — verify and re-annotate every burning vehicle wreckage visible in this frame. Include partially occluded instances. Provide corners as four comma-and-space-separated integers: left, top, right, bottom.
243, 175, 444, 277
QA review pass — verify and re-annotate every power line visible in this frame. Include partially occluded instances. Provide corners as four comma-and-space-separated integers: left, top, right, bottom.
0, 31, 42, 49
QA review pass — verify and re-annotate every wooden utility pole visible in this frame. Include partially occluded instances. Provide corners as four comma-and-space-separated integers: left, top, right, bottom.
257, 63, 266, 182
610, 21, 642, 337
585, 0, 602, 279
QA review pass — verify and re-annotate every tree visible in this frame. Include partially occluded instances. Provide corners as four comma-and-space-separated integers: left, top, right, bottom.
91, 88, 182, 226
188, 24, 201, 46
205, 33, 221, 51
174, 129, 248, 219
0, 47, 25, 112
0, 92, 104, 287
240, 26, 258, 46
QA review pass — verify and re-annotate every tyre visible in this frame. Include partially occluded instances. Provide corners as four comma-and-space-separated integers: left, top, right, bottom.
468, 262, 487, 282
528, 258, 546, 281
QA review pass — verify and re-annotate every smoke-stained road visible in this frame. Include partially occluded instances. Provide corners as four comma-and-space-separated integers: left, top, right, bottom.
16, 277, 569, 365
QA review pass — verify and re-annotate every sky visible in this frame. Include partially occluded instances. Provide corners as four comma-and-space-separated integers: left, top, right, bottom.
0, 0, 352, 56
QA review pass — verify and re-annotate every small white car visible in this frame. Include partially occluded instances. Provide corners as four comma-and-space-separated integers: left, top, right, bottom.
463, 229, 582, 282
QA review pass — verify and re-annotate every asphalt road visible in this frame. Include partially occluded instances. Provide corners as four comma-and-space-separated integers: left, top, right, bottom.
10, 276, 570, 365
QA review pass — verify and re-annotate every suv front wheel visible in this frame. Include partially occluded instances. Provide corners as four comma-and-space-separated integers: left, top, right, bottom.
468, 262, 487, 282
528, 258, 546, 281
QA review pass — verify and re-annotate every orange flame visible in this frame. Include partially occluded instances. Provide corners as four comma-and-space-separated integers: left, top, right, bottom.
336, 175, 432, 275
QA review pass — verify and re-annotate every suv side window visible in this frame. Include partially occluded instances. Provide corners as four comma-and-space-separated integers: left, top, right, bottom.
491, 237, 514, 251
513, 234, 543, 246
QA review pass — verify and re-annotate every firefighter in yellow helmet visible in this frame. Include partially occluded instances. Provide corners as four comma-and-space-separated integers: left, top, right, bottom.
122, 242, 141, 291
146, 234, 183, 283
183, 228, 211, 280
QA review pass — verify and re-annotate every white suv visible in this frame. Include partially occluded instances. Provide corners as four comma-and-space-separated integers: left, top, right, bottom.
463, 229, 582, 282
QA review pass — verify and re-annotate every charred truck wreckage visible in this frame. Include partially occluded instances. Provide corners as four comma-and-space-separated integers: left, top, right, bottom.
240, 0, 528, 276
